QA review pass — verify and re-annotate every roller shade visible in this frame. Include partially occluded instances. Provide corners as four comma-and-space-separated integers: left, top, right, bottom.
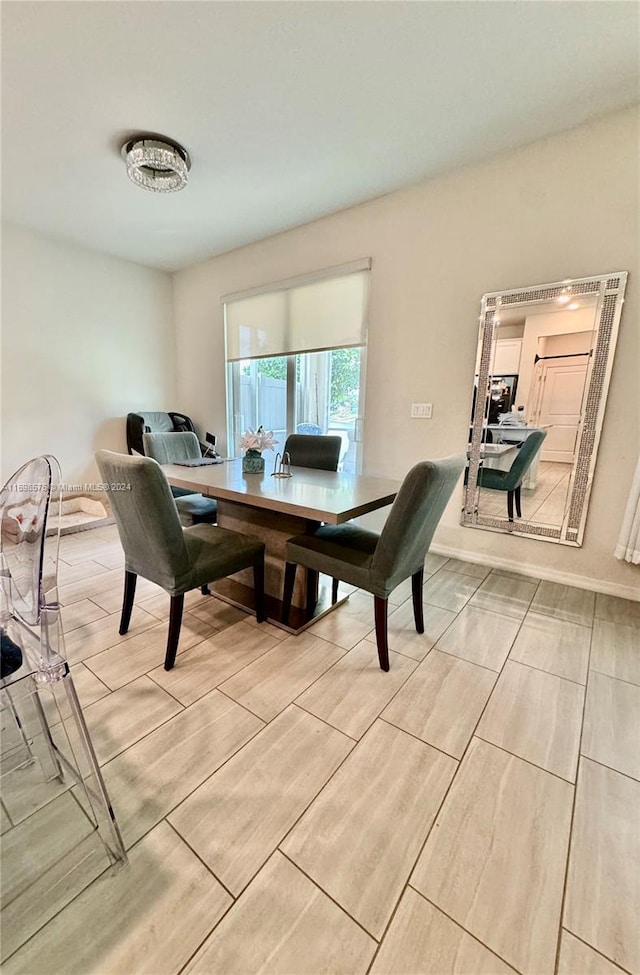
224, 259, 371, 361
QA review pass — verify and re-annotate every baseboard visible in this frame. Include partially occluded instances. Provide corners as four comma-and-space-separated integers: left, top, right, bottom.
430, 543, 640, 603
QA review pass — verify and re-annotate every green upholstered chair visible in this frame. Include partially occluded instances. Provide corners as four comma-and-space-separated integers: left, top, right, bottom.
475, 429, 547, 521
142, 431, 217, 526
283, 434, 342, 472
282, 455, 465, 671
95, 450, 265, 671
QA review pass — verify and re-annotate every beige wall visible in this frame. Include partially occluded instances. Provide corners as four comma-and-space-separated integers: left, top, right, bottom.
173, 107, 639, 597
1, 224, 175, 485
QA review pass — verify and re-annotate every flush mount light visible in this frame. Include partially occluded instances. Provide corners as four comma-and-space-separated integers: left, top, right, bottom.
121, 135, 191, 193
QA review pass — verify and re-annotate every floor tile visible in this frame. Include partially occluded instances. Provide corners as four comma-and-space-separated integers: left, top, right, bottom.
435, 605, 521, 671
412, 737, 573, 975
581, 672, 640, 780
594, 593, 640, 629
170, 705, 353, 894
185, 594, 249, 629
149, 620, 280, 707
297, 640, 418, 739
61, 598, 108, 632
382, 649, 497, 758
63, 606, 160, 664
371, 888, 517, 974
2, 821, 231, 975
58, 566, 124, 604
530, 581, 595, 626
0, 796, 108, 962
183, 852, 376, 975
0, 792, 93, 907
364, 600, 456, 661
490, 568, 542, 586
564, 758, 640, 974
94, 690, 263, 847
56, 559, 112, 587
424, 552, 449, 573
442, 558, 491, 579
89, 576, 164, 614
509, 612, 591, 684
469, 573, 538, 620
1, 733, 71, 824
42, 663, 110, 728
84, 613, 216, 690
70, 675, 183, 765
557, 930, 627, 974
282, 719, 456, 938
591, 618, 640, 686
219, 631, 346, 721
477, 660, 584, 781
0, 803, 11, 834
422, 569, 482, 612
307, 590, 376, 650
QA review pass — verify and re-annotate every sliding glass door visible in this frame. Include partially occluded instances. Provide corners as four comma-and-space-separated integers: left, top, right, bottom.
227, 347, 365, 473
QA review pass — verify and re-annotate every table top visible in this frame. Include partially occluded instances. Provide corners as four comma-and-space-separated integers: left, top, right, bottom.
164, 460, 400, 525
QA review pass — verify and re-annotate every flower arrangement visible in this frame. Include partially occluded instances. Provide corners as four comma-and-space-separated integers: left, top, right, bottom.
239, 426, 278, 453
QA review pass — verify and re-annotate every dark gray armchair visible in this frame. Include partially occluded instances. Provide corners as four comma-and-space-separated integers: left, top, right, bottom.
95, 450, 266, 671
282, 455, 465, 671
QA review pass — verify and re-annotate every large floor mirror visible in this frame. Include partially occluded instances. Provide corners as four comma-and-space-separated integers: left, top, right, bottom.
463, 272, 628, 545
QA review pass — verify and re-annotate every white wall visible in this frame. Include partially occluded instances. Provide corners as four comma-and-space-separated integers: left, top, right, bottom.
1, 224, 175, 485
173, 107, 639, 597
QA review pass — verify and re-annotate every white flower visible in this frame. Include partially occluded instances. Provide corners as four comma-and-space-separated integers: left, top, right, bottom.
239, 425, 278, 452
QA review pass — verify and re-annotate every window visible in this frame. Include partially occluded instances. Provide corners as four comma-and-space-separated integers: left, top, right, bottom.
223, 260, 370, 473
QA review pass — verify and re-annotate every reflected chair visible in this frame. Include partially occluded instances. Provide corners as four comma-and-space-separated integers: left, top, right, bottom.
96, 450, 266, 670
142, 431, 217, 526
282, 455, 465, 671
476, 429, 547, 521
283, 434, 342, 472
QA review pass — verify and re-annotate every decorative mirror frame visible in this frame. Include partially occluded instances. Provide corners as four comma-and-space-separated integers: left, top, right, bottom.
462, 271, 628, 546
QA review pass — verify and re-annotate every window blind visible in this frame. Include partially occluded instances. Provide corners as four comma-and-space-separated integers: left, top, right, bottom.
223, 259, 371, 362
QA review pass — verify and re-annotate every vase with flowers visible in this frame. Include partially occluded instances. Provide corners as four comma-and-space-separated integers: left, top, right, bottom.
239, 426, 278, 473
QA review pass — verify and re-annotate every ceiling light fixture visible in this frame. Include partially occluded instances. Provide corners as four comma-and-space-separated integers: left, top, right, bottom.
121, 135, 191, 193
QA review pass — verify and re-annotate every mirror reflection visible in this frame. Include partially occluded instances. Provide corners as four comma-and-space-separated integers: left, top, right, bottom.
464, 273, 627, 546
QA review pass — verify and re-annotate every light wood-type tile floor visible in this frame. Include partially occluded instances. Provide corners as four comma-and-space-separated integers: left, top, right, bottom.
1, 524, 639, 975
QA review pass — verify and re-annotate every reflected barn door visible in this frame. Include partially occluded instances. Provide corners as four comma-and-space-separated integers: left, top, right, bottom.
534, 357, 589, 463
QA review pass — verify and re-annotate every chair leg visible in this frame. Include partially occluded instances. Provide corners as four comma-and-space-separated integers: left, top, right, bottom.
374, 596, 390, 672
515, 485, 522, 518
305, 569, 319, 617
412, 568, 424, 634
164, 594, 184, 671
507, 490, 514, 522
282, 562, 297, 625
253, 556, 266, 623
119, 571, 137, 635
201, 584, 211, 596
331, 577, 339, 604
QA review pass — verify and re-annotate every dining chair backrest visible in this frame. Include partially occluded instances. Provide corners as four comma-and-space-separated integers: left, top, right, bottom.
142, 431, 201, 464
283, 434, 342, 472
371, 455, 465, 591
95, 450, 190, 590
502, 430, 547, 489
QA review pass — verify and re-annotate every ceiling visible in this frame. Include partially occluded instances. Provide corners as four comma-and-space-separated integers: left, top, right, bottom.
2, 2, 638, 272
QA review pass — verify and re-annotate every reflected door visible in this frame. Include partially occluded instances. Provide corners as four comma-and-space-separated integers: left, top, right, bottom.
534, 358, 589, 463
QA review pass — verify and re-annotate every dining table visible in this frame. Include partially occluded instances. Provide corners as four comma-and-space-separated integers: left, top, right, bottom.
163, 459, 400, 632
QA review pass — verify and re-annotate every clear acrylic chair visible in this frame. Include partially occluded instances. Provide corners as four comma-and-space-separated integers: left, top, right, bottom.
0, 456, 126, 962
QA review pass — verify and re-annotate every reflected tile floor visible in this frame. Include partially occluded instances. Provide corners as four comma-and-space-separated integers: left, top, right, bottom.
2, 524, 639, 975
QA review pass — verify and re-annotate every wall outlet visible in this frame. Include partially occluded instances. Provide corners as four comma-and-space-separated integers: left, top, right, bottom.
410, 403, 433, 418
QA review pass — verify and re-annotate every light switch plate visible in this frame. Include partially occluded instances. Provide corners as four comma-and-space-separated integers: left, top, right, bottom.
411, 403, 433, 418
